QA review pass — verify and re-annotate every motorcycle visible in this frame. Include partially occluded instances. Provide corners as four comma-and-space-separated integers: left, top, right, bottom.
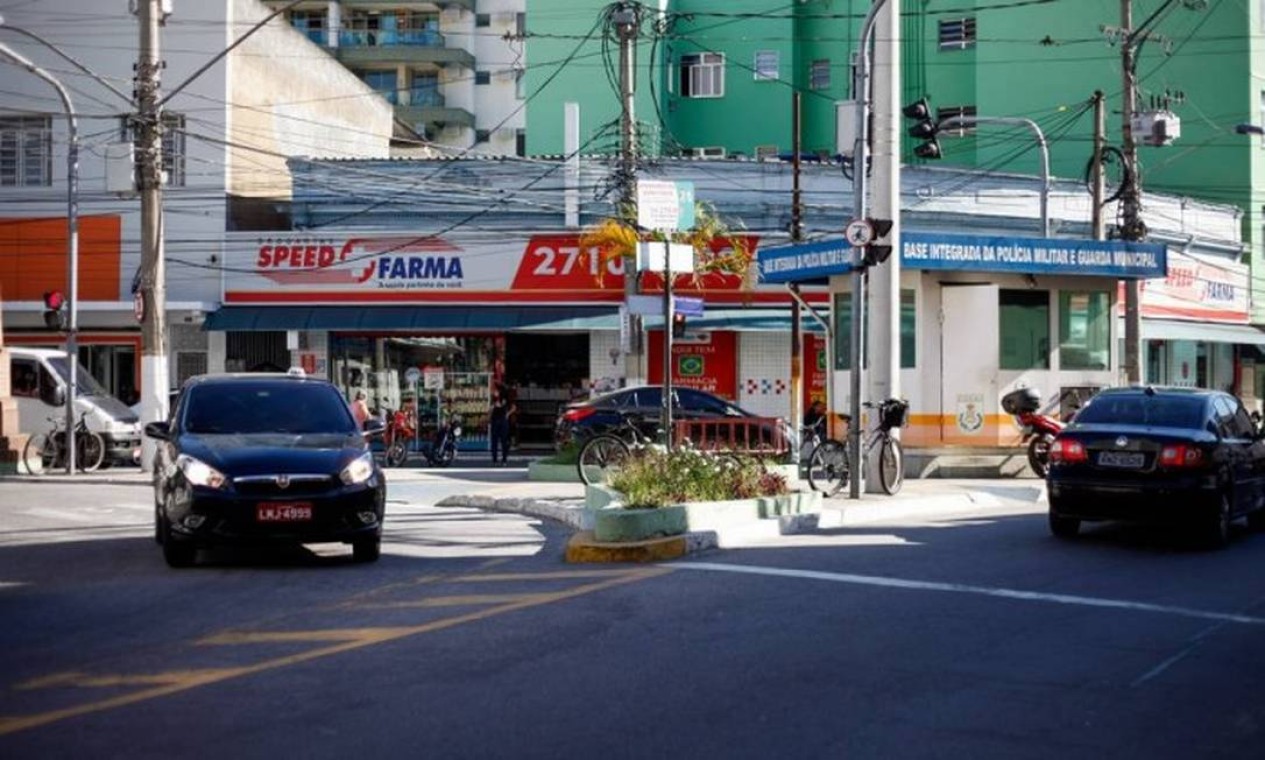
1001, 387, 1065, 479
424, 415, 462, 468
384, 409, 416, 468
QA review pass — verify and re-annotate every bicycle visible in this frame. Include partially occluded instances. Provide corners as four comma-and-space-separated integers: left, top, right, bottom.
804, 398, 909, 497
576, 412, 659, 486
23, 412, 106, 474
801, 417, 849, 497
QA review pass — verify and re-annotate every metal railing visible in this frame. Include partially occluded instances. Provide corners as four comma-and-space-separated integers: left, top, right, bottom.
672, 417, 790, 456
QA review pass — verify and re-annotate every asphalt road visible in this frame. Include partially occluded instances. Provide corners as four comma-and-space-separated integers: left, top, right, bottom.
2, 476, 1264, 758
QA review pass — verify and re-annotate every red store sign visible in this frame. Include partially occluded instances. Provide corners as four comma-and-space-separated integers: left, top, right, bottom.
647, 330, 738, 401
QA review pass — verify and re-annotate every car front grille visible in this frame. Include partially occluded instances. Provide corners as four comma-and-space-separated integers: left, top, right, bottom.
233, 474, 336, 497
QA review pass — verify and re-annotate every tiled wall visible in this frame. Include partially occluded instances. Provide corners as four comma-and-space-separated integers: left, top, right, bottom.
739, 332, 791, 418
588, 330, 625, 396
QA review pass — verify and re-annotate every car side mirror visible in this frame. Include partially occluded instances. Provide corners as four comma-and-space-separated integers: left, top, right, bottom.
47, 385, 66, 408
144, 421, 171, 441
362, 418, 386, 438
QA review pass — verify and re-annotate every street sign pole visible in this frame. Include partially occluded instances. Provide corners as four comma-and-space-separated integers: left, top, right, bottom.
662, 241, 673, 450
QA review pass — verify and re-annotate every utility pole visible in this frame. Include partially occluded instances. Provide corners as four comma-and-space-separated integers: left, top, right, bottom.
613, 3, 642, 389
1120, 0, 1144, 385
1092, 91, 1106, 241
137, 0, 169, 469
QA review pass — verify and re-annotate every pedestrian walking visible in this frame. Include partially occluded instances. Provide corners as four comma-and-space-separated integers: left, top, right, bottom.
489, 387, 514, 465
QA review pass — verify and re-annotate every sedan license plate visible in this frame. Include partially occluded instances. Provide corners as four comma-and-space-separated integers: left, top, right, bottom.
1097, 451, 1145, 469
256, 502, 313, 522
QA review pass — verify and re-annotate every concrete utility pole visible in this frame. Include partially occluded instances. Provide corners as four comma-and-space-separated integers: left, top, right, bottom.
137, 0, 169, 470
789, 92, 803, 465
1120, 0, 1144, 384
0, 28, 79, 474
614, 2, 642, 388
1091, 91, 1107, 241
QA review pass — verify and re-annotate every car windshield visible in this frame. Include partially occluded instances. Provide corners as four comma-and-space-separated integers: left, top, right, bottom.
182, 381, 356, 435
47, 356, 111, 397
1073, 394, 1206, 429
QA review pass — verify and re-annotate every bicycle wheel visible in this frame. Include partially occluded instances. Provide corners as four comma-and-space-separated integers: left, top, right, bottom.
76, 430, 106, 472
807, 439, 849, 497
878, 436, 904, 496
22, 432, 55, 474
577, 435, 631, 486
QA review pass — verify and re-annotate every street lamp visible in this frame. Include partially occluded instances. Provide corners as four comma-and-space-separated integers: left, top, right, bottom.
1235, 123, 1264, 136
0, 16, 80, 473
937, 115, 1052, 238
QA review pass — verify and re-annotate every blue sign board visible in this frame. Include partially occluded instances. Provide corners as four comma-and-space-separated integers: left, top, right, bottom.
757, 238, 854, 284
673, 295, 705, 317
902, 232, 1166, 279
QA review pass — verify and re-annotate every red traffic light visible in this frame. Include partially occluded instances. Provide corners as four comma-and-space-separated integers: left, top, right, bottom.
43, 290, 65, 310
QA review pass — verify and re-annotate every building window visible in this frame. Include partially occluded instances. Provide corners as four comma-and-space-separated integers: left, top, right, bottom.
810, 59, 830, 90
939, 18, 976, 49
118, 113, 185, 187
290, 10, 326, 45
999, 290, 1050, 369
680, 53, 725, 98
753, 50, 779, 81
834, 290, 916, 370
475, 129, 490, 144
937, 105, 977, 136
360, 70, 399, 104
1059, 291, 1111, 370
516, 129, 526, 157
475, 13, 491, 27
475, 71, 491, 86
0, 116, 52, 187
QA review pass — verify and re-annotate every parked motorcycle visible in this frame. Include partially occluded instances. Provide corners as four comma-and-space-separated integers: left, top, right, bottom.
1001, 387, 1065, 478
424, 415, 462, 468
384, 409, 416, 468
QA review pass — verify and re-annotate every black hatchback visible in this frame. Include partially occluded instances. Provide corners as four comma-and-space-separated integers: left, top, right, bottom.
145, 374, 386, 567
1046, 386, 1265, 548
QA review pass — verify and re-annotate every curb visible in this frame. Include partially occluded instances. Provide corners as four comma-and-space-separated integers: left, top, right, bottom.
1, 474, 149, 487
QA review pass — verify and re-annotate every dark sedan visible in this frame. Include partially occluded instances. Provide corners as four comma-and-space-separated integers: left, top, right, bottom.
1046, 386, 1265, 548
145, 374, 387, 567
555, 385, 782, 451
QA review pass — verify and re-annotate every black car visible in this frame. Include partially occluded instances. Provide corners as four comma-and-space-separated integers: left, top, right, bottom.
1046, 386, 1265, 548
555, 385, 782, 450
145, 373, 387, 567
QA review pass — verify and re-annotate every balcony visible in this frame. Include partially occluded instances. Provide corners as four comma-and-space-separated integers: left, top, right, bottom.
336, 35, 475, 69
396, 102, 475, 132
339, 0, 474, 11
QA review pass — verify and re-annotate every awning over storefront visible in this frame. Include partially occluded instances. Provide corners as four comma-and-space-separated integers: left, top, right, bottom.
205, 306, 826, 333
1141, 319, 1265, 345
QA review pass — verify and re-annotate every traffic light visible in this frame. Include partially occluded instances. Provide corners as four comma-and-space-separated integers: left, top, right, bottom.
42, 290, 67, 331
863, 218, 894, 267
903, 98, 941, 160
671, 311, 687, 338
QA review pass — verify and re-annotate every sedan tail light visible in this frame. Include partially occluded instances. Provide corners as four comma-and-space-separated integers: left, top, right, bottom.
1159, 444, 1204, 468
562, 407, 596, 423
1050, 438, 1088, 464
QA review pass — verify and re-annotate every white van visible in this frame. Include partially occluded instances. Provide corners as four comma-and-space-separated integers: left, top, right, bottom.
9, 347, 143, 465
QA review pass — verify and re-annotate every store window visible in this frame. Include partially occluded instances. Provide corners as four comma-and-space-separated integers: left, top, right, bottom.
999, 290, 1049, 369
834, 290, 916, 370
1059, 291, 1110, 370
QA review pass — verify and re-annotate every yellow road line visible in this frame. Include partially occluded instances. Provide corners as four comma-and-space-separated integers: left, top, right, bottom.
354, 593, 560, 609
0, 567, 670, 737
197, 629, 415, 646
451, 569, 645, 582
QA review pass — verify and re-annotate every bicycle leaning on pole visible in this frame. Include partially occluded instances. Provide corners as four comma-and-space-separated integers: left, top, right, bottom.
22, 411, 106, 474
803, 398, 908, 497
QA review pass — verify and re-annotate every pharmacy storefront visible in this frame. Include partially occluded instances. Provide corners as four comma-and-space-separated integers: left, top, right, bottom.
207, 232, 828, 450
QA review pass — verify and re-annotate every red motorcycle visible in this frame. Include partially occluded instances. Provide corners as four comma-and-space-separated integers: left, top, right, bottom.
384, 409, 416, 468
1002, 387, 1065, 478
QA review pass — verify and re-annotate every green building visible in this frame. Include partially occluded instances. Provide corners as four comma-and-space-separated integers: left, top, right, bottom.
527, 0, 1265, 317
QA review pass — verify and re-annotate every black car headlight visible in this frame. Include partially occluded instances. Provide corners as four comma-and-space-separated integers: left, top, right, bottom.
176, 454, 227, 490
339, 452, 376, 486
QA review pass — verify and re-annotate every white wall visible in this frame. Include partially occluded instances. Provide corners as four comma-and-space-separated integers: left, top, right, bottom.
738, 332, 791, 418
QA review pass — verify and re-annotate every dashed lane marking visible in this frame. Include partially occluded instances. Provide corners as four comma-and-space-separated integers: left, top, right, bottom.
674, 562, 1265, 626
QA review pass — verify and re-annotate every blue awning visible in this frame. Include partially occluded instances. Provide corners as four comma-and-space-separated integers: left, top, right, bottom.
205, 305, 827, 333
205, 306, 620, 332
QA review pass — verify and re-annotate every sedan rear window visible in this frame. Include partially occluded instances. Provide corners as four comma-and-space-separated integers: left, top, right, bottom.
183, 382, 356, 435
1073, 394, 1205, 429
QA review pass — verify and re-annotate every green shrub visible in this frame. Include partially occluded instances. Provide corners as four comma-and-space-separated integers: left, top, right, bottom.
608, 447, 789, 509
540, 443, 580, 465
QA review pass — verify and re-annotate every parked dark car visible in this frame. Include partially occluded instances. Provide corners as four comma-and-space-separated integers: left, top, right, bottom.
1046, 386, 1265, 548
554, 385, 785, 451
145, 373, 387, 567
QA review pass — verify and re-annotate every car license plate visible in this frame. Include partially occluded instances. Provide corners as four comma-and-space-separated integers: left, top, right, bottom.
256, 502, 313, 522
1097, 451, 1145, 468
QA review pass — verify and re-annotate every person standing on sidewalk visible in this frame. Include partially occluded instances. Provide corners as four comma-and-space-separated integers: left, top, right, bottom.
489, 387, 514, 465
351, 390, 371, 430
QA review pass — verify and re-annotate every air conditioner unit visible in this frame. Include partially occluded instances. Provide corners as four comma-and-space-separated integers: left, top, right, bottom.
105, 142, 136, 194
690, 147, 726, 159
754, 144, 779, 161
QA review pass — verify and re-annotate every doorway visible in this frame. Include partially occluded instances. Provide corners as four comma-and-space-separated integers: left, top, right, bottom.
505, 333, 589, 449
